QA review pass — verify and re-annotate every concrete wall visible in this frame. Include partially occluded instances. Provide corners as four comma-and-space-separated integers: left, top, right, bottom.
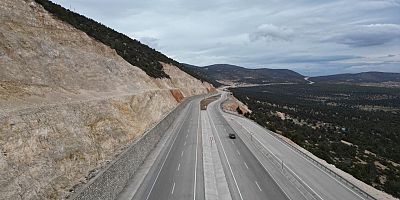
70, 95, 198, 200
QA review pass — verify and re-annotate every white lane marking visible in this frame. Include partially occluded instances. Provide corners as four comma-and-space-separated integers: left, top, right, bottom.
237, 150, 240, 155
208, 111, 244, 200
171, 182, 176, 194
231, 140, 234, 145
235, 119, 322, 200
177, 163, 181, 171
216, 95, 296, 200
244, 161, 249, 169
194, 102, 200, 200
184, 141, 187, 146
255, 181, 262, 192
181, 150, 184, 157
186, 134, 188, 138
145, 102, 193, 200
250, 117, 364, 199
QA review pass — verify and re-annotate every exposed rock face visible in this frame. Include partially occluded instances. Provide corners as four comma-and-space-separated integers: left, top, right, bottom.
170, 89, 185, 103
222, 94, 251, 115
0, 0, 212, 199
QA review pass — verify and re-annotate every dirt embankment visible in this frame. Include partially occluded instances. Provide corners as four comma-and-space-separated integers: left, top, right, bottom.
222, 93, 251, 115
0, 0, 213, 199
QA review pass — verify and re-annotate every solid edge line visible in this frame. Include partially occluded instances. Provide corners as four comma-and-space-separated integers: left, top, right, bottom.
217, 94, 294, 200
207, 107, 244, 200
194, 101, 200, 200
237, 116, 367, 200
235, 119, 321, 200
145, 102, 193, 200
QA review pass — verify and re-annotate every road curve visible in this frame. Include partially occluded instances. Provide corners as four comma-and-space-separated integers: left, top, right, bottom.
207, 94, 289, 200
221, 93, 368, 200
124, 91, 367, 200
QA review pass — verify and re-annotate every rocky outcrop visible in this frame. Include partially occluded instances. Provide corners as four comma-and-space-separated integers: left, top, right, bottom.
222, 93, 251, 116
170, 89, 185, 103
0, 0, 212, 199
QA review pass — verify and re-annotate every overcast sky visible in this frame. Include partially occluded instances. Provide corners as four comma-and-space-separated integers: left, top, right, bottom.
53, 0, 400, 76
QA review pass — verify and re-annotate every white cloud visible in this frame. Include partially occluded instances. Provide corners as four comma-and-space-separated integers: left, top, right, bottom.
326, 24, 400, 47
52, 0, 400, 75
249, 24, 294, 42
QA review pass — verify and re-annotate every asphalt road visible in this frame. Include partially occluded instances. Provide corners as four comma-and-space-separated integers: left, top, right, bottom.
206, 94, 289, 200
129, 91, 368, 200
132, 98, 204, 200
221, 93, 368, 200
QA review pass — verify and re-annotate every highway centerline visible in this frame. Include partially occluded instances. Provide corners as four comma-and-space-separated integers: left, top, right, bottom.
244, 161, 249, 169
194, 103, 200, 200
255, 181, 262, 191
171, 182, 175, 194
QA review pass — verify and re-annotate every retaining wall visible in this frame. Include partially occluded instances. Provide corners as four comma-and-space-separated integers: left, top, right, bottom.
70, 95, 199, 200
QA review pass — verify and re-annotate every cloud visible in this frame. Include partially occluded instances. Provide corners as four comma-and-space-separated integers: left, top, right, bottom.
52, 0, 400, 76
249, 24, 294, 42
269, 55, 361, 64
326, 24, 400, 47
358, 0, 400, 10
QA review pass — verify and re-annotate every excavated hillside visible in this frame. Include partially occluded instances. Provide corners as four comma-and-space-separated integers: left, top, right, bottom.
0, 0, 213, 199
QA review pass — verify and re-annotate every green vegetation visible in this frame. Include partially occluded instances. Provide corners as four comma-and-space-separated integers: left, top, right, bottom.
232, 84, 400, 198
185, 64, 306, 85
34, 0, 213, 84
183, 64, 224, 87
310, 72, 400, 84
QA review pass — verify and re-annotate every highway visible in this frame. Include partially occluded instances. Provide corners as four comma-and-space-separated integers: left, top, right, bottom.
131, 98, 204, 200
221, 93, 368, 200
206, 95, 290, 200
124, 92, 370, 200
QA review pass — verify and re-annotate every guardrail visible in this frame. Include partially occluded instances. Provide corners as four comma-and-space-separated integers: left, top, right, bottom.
219, 98, 376, 200
229, 119, 322, 200
262, 127, 376, 200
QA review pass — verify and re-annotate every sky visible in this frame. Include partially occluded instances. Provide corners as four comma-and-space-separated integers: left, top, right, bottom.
52, 0, 400, 76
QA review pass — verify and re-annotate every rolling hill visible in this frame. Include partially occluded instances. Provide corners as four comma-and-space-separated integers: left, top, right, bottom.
310, 72, 400, 85
185, 64, 306, 85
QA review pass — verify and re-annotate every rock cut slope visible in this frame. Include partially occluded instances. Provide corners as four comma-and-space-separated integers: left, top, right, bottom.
0, 0, 213, 199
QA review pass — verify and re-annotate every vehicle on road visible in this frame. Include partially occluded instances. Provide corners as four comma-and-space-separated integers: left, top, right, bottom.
228, 133, 236, 139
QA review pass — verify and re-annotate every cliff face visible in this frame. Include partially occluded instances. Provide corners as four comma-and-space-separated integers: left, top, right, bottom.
0, 0, 211, 199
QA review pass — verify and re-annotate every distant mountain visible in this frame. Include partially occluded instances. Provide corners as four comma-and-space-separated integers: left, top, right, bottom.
183, 64, 224, 87
310, 72, 400, 84
185, 64, 306, 85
